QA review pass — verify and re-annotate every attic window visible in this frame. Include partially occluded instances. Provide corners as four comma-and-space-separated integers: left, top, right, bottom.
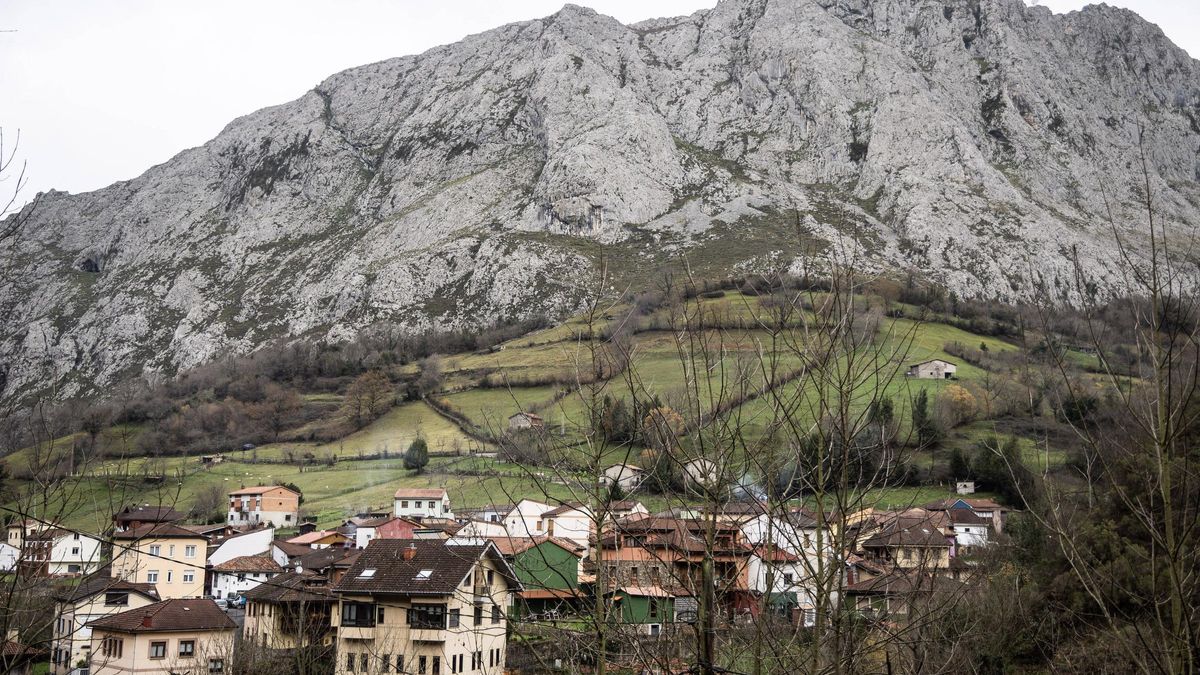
416, 569, 433, 580
359, 569, 377, 578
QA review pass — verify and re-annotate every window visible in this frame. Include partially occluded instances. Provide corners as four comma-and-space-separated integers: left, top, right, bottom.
490, 649, 494, 667
473, 605, 483, 626
649, 598, 659, 619
285, 514, 292, 521
382, 654, 391, 672
167, 571, 173, 583
401, 501, 409, 508
361, 653, 368, 672
428, 501, 436, 509
149, 545, 161, 556
396, 655, 404, 672
416, 569, 432, 580
185, 545, 196, 558
409, 604, 447, 629
68, 564, 81, 574
347, 652, 356, 672
209, 659, 225, 673
431, 656, 441, 674
179, 640, 195, 658
73, 532, 80, 540
102, 637, 123, 658
169, 545, 175, 557
341, 602, 376, 627
448, 608, 460, 627
377, 606, 385, 624
147, 570, 159, 583
418, 656, 427, 674
359, 569, 376, 578
184, 569, 195, 583
491, 604, 500, 624
72, 547, 80, 555
783, 573, 794, 585
486, 570, 494, 586
149, 641, 167, 659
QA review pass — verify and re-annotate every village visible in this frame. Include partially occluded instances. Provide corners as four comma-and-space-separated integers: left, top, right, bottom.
1, 433, 1008, 675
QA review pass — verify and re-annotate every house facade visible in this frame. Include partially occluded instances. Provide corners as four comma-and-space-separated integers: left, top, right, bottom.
85, 599, 235, 675
228, 486, 301, 527
112, 505, 184, 533
507, 412, 544, 431
210, 554, 282, 599
505, 499, 553, 538
111, 524, 208, 599
22, 529, 102, 576
538, 504, 593, 551
331, 539, 520, 675
50, 577, 160, 674
601, 464, 645, 492
350, 516, 418, 549
393, 488, 453, 521
242, 571, 336, 651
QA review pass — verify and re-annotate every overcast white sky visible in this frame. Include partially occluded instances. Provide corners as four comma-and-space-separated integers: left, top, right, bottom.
0, 0, 1195, 204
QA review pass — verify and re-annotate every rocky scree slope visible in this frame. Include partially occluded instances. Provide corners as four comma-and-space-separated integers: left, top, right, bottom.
1, 0, 1198, 402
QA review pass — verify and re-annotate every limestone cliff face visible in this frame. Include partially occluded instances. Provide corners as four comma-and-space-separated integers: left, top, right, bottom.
2, 0, 1198, 401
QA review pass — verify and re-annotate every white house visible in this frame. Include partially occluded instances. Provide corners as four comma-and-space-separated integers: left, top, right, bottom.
748, 546, 816, 626
210, 555, 282, 599
683, 458, 720, 489
948, 510, 992, 552
0, 542, 18, 572
507, 411, 544, 430
393, 488, 453, 520
207, 527, 274, 567
906, 359, 957, 379
505, 499, 554, 538
50, 577, 160, 674
454, 519, 511, 540
26, 529, 102, 576
539, 503, 593, 551
601, 463, 645, 492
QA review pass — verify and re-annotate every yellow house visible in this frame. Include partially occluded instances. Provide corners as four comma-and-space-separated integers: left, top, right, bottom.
332, 539, 521, 675
51, 577, 160, 674
86, 599, 235, 675
111, 524, 208, 599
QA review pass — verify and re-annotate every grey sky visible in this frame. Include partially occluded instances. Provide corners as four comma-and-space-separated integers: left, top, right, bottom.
1, 0, 1195, 204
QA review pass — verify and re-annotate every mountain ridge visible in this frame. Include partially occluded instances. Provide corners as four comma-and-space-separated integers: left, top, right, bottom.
2, 0, 1198, 403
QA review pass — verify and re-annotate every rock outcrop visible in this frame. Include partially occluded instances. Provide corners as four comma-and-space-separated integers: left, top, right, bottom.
2, 0, 1198, 401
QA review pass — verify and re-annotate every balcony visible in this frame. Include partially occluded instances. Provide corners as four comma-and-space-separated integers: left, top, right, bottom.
409, 628, 446, 643
473, 584, 489, 604
339, 626, 375, 641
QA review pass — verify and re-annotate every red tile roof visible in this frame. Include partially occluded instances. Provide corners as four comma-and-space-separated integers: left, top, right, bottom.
229, 485, 297, 496
87, 599, 236, 633
393, 488, 448, 499
212, 555, 282, 573
488, 536, 584, 557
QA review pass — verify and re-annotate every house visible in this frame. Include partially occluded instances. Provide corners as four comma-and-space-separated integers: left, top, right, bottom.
286, 530, 351, 549
507, 411, 544, 431
955, 480, 976, 495
923, 497, 1011, 533
228, 485, 301, 527
50, 576, 160, 674
844, 569, 964, 620
199, 454, 224, 465
271, 539, 314, 567
601, 463, 645, 492
538, 503, 593, 551
747, 546, 814, 625
859, 514, 953, 572
86, 599, 235, 675
393, 488, 453, 521
21, 528, 102, 576
348, 516, 419, 549
111, 524, 208, 599
906, 359, 957, 379
331, 539, 521, 675
1, 638, 45, 675
489, 536, 584, 618
6, 518, 50, 549
947, 510, 992, 553
603, 586, 687, 636
112, 505, 184, 533
607, 500, 649, 523
206, 526, 274, 567
0, 543, 18, 572
598, 517, 753, 615
211, 554, 282, 599
454, 519, 511, 539
242, 570, 336, 651
682, 458, 720, 489
294, 547, 361, 584
505, 499, 554, 538
456, 505, 511, 524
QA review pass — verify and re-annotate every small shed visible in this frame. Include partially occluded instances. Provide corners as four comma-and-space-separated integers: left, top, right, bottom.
955, 481, 976, 495
906, 359, 957, 379
508, 411, 545, 431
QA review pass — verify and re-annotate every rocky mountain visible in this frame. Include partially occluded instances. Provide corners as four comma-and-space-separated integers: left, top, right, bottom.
2, 0, 1198, 402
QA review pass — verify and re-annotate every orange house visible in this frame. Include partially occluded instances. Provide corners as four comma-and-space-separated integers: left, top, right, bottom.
228, 486, 300, 527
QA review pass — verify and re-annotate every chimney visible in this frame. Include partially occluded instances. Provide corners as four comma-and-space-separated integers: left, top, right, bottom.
402, 544, 417, 561
141, 615, 153, 628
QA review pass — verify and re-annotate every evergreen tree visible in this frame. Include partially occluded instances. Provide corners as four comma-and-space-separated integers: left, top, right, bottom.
404, 437, 430, 474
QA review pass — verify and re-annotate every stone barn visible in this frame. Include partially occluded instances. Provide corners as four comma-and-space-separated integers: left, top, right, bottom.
906, 359, 957, 379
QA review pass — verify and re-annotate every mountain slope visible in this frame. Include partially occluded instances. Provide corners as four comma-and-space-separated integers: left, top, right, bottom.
2, 0, 1198, 402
